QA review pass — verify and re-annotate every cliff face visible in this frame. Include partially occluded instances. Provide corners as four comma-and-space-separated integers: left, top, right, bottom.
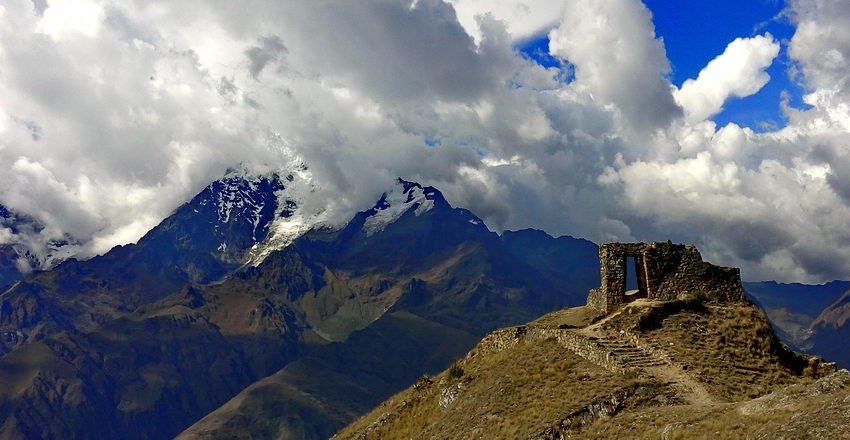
806, 290, 850, 368
335, 296, 838, 440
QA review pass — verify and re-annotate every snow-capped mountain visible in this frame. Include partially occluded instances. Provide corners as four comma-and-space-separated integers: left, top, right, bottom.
243, 164, 343, 266
362, 179, 439, 236
128, 166, 304, 284
0, 166, 311, 291
0, 204, 81, 289
0, 170, 603, 440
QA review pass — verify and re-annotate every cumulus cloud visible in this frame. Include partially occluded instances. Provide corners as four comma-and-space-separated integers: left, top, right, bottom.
675, 34, 780, 122
548, 0, 683, 130
789, 0, 850, 97
2, 0, 850, 283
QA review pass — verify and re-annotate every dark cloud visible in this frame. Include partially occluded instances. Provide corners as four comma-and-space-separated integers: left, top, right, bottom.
30, 0, 47, 15
245, 35, 287, 79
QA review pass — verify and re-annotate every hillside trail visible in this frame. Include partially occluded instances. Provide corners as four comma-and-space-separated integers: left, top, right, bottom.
578, 300, 720, 407
644, 363, 718, 406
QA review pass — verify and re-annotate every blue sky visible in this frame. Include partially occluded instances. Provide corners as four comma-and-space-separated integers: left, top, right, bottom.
519, 0, 805, 131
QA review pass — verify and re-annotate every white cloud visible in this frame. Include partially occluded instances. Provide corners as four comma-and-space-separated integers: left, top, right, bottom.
789, 0, 850, 99
675, 34, 780, 122
38, 0, 105, 39
1, 0, 850, 283
548, 0, 682, 130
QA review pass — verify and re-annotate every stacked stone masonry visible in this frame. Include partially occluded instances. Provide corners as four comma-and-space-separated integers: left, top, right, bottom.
586, 241, 745, 314
474, 326, 662, 374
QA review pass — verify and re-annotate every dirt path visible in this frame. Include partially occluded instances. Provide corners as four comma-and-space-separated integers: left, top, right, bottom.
644, 363, 718, 406
578, 302, 719, 407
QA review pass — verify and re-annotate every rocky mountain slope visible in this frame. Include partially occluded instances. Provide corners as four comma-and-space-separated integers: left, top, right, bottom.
4, 169, 848, 440
806, 290, 850, 370
0, 168, 322, 355
336, 295, 841, 439
745, 281, 850, 368
0, 176, 599, 440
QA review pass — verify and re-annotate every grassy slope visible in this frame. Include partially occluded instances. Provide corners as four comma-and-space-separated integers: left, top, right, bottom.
339, 338, 652, 440
336, 299, 841, 440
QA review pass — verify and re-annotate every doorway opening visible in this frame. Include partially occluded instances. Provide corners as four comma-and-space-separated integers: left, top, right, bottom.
625, 255, 648, 300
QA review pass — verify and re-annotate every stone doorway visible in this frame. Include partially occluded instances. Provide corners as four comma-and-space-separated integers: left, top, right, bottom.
625, 254, 648, 301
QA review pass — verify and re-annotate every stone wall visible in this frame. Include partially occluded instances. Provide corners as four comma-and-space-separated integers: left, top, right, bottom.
473, 326, 635, 374
586, 241, 745, 314
599, 245, 627, 299
585, 288, 606, 314
642, 242, 744, 302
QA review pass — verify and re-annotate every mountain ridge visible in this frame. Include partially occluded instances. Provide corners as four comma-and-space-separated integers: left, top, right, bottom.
1, 169, 846, 440
0, 172, 600, 440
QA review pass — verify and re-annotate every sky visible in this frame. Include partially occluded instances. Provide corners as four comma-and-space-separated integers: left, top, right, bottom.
1, 0, 850, 283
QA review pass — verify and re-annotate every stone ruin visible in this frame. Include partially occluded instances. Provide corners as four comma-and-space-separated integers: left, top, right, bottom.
586, 241, 745, 314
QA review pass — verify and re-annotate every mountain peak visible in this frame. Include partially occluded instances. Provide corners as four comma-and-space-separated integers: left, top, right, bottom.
361, 178, 445, 236
241, 166, 345, 265
206, 171, 286, 230
163, 167, 320, 269
0, 203, 81, 281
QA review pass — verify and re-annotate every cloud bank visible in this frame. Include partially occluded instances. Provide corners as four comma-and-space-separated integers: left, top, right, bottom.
1, 0, 850, 282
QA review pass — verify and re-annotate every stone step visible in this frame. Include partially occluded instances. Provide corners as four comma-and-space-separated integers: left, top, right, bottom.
620, 358, 663, 364
630, 360, 660, 365
610, 354, 651, 360
565, 333, 669, 373
613, 353, 647, 358
609, 353, 652, 360
615, 359, 657, 365
597, 341, 640, 347
599, 345, 641, 351
607, 350, 647, 356
597, 342, 640, 348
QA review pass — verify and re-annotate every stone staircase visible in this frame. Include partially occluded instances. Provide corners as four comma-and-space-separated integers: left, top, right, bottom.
474, 326, 668, 374
589, 336, 666, 369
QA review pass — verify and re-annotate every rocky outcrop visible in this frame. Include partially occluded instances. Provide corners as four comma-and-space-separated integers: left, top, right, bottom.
537, 385, 649, 439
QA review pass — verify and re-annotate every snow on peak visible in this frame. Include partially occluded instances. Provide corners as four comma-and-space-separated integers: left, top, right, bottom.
206, 166, 276, 220
169, 147, 349, 268
362, 179, 438, 236
0, 204, 81, 272
245, 163, 344, 265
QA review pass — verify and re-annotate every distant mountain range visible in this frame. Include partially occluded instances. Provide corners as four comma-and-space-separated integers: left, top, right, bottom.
0, 168, 848, 439
0, 170, 599, 439
745, 280, 850, 368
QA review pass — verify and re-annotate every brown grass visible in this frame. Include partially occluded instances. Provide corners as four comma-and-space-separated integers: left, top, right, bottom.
635, 303, 815, 401
336, 337, 653, 440
337, 300, 845, 440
